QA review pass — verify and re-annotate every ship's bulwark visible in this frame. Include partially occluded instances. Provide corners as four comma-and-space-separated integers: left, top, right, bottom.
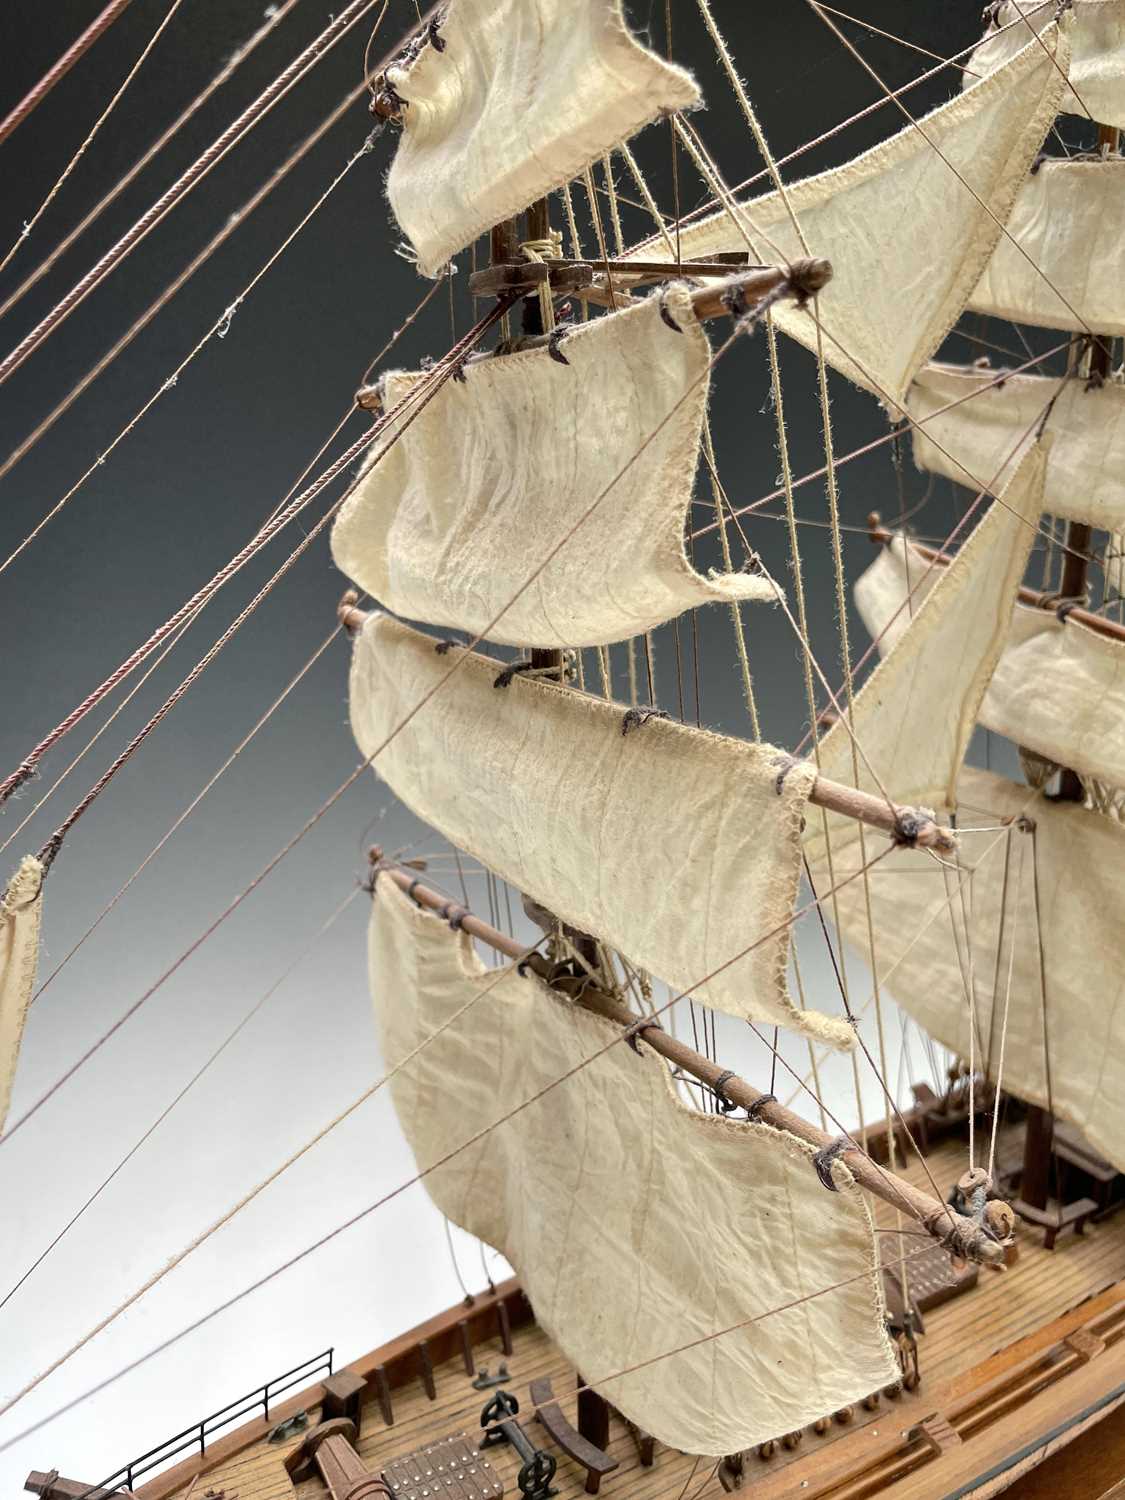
0, 854, 43, 1130
331, 290, 773, 650
620, 23, 1067, 408
384, 0, 698, 279
348, 612, 857, 1049
823, 767, 1125, 1179
368, 874, 897, 1455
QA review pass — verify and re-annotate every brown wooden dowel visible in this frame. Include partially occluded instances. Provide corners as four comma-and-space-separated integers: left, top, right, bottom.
336, 598, 954, 853
374, 865, 1005, 1267
0, 0, 135, 149
469, 259, 833, 324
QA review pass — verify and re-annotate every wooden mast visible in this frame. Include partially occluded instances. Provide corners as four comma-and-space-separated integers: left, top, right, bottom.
1017, 119, 1121, 1243
373, 863, 1009, 1267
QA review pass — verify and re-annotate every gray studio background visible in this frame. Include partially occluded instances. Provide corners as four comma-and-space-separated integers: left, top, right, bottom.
0, 1, 996, 1489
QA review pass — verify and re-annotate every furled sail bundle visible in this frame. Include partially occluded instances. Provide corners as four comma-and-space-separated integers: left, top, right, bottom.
907, 361, 1125, 530
368, 874, 897, 1452
967, 162, 1125, 335
620, 28, 1066, 406
856, 536, 1125, 794
808, 443, 1045, 858
349, 612, 857, 1047
967, 0, 1125, 131
0, 855, 44, 1131
819, 767, 1125, 1177
331, 290, 772, 648
383, 0, 699, 278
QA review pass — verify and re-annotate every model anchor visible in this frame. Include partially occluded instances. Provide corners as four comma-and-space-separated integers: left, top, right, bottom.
479, 1392, 557, 1500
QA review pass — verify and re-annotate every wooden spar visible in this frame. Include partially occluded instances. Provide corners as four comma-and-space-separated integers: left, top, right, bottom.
566, 254, 753, 276
466, 258, 833, 322
374, 864, 1006, 1267
866, 520, 1125, 646
356, 261, 834, 405
335, 597, 955, 853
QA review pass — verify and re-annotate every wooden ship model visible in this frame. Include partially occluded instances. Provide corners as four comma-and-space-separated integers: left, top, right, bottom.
5, 0, 1125, 1496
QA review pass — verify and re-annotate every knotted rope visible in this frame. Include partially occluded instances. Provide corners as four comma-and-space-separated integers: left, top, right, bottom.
520, 229, 564, 334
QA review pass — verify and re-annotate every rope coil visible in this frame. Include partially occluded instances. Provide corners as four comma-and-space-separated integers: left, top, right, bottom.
712, 1069, 739, 1114
520, 230, 563, 334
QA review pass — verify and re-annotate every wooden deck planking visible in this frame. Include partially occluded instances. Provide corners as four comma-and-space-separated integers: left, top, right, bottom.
151, 1122, 1125, 1500
874, 1125, 1125, 1386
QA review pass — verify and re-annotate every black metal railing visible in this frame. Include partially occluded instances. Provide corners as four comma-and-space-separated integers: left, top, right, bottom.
95, 1348, 333, 1494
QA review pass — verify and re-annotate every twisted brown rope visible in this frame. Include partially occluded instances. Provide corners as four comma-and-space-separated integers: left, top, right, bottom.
0, 0, 135, 149
0, 0, 437, 388
0, 0, 303, 324
0, 299, 488, 809
0, 302, 510, 1143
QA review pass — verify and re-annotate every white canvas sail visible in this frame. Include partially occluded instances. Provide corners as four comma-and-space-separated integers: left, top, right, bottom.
808, 443, 1045, 858
349, 612, 857, 1048
0, 855, 43, 1131
331, 289, 772, 649
369, 874, 897, 1453
907, 361, 1125, 531
384, 0, 699, 278
968, 161, 1125, 334
967, 0, 1125, 130
857, 540, 1125, 794
822, 767, 1125, 1178
853, 534, 941, 657
985, 610, 1125, 791
621, 28, 1066, 406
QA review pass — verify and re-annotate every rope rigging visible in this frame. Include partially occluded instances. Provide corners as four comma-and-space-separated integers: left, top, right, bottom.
0, 0, 188, 281
1, 0, 1106, 1447
0, 0, 136, 150
0, 0, 305, 326
0, 838, 931, 1425
0, 0, 437, 390
0, 96, 388, 569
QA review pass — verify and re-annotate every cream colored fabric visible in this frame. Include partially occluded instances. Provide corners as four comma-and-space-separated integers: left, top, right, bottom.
384, 0, 698, 278
350, 613, 855, 1047
331, 291, 772, 649
969, 161, 1125, 335
621, 29, 1066, 408
0, 856, 43, 1131
808, 445, 1045, 861
821, 767, 1125, 1176
369, 875, 897, 1452
859, 545, 1125, 792
908, 361, 1125, 530
984, 610, 1125, 789
968, 0, 1125, 130
853, 535, 942, 657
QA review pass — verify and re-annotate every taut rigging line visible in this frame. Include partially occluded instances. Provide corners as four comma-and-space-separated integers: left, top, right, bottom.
0, 85, 387, 566
0, 0, 187, 280
0, 299, 513, 1142
0, 0, 439, 390
0, 295, 492, 812
0, 845, 996, 1427
1, 278, 443, 856
0, 0, 136, 150
0, 0, 304, 324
